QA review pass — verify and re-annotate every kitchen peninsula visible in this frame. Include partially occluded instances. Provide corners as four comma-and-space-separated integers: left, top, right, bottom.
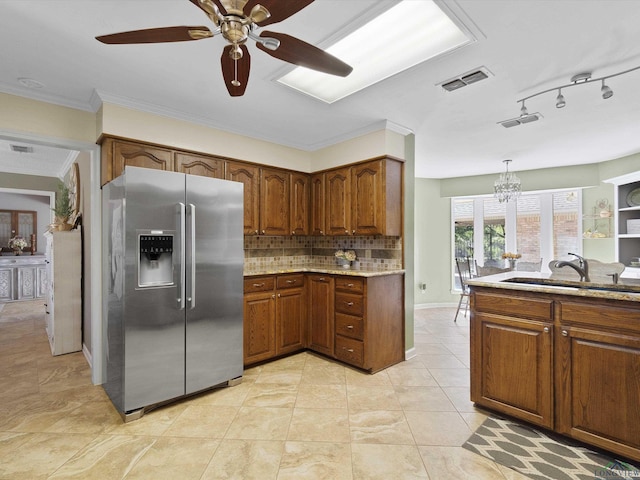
467, 271, 640, 462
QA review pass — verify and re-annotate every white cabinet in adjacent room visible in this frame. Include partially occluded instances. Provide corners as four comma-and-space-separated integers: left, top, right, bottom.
44, 230, 82, 356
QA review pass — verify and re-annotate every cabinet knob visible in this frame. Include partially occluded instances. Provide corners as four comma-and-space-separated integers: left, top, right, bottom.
562, 330, 568, 336
346, 325, 354, 329
345, 301, 354, 307
347, 283, 354, 287
344, 347, 354, 353
261, 230, 265, 234
272, 294, 276, 299
292, 231, 295, 235
320, 230, 323, 235
277, 293, 281, 298
319, 277, 325, 281
253, 283, 265, 287
352, 230, 355, 234
543, 327, 549, 333
254, 230, 258, 234
345, 230, 348, 234
286, 279, 296, 284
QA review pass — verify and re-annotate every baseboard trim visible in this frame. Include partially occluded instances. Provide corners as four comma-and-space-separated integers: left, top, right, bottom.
405, 347, 417, 360
82, 343, 94, 380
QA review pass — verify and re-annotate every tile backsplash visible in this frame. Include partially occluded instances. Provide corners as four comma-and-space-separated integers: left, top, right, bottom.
244, 235, 403, 270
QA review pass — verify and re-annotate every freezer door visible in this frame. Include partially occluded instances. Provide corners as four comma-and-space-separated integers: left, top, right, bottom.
185, 174, 244, 394
122, 167, 186, 412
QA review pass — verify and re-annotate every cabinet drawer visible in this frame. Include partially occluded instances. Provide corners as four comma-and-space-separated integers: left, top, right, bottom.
244, 276, 275, 293
335, 313, 364, 340
473, 291, 553, 321
335, 335, 364, 367
335, 292, 364, 316
276, 274, 305, 290
335, 277, 364, 293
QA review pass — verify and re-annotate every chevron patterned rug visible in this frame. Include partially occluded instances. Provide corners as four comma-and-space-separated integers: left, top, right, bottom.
463, 416, 640, 480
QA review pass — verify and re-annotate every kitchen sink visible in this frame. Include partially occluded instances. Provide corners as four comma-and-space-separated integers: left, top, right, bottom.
502, 277, 640, 294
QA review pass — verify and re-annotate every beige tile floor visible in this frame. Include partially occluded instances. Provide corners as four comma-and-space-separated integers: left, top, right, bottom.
0, 300, 530, 480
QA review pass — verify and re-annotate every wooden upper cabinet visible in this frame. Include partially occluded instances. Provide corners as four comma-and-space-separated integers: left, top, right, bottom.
260, 167, 290, 236
226, 161, 260, 235
175, 152, 224, 179
101, 138, 173, 185
290, 172, 310, 236
310, 173, 325, 236
325, 167, 351, 236
351, 158, 402, 236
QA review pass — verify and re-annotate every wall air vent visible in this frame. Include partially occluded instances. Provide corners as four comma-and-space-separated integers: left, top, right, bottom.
10, 144, 34, 154
498, 112, 543, 128
439, 67, 492, 92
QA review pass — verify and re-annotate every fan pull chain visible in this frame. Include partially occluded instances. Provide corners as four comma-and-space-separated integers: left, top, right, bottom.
232, 57, 240, 87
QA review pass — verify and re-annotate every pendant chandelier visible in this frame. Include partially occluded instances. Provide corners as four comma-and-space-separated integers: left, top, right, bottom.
494, 159, 521, 203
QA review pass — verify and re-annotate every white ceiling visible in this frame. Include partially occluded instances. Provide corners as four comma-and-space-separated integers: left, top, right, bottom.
1, 0, 640, 180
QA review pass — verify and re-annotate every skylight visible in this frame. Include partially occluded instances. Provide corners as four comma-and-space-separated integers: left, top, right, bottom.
277, 0, 474, 103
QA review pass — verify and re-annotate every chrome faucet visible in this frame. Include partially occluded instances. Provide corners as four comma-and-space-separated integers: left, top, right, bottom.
554, 253, 590, 282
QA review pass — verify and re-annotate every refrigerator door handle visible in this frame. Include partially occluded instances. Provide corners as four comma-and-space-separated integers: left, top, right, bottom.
178, 202, 186, 310
188, 203, 196, 309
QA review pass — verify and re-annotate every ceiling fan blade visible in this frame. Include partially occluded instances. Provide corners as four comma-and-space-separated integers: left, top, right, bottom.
221, 45, 251, 96
96, 26, 213, 44
244, 0, 314, 26
188, 0, 227, 15
256, 31, 352, 77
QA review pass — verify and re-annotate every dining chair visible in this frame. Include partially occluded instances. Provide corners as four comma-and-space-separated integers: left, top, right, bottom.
454, 257, 473, 322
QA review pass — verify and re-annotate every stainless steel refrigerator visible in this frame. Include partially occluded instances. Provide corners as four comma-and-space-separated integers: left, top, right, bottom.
102, 166, 243, 420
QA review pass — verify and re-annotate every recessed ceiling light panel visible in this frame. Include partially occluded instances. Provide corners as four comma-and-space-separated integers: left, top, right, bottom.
278, 0, 476, 103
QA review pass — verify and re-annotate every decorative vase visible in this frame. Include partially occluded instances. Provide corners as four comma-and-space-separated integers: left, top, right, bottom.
336, 258, 350, 268
508, 259, 517, 270
13, 249, 22, 256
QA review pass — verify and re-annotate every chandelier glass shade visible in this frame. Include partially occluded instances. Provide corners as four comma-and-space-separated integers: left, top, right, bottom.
494, 159, 521, 203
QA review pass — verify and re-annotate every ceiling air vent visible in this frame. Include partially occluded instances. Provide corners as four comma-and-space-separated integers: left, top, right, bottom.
439, 67, 492, 92
10, 144, 34, 154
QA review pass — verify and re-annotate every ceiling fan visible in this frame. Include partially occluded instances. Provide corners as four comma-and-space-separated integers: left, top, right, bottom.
96, 0, 353, 97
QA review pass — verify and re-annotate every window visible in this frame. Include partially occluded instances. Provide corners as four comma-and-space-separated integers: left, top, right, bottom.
451, 190, 580, 289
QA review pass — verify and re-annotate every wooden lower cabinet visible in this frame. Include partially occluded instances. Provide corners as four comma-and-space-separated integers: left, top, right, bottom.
243, 274, 306, 365
276, 274, 306, 355
470, 287, 640, 462
307, 275, 335, 356
555, 300, 640, 461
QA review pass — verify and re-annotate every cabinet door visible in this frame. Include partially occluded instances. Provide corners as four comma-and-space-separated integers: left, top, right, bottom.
260, 168, 290, 235
36, 265, 46, 298
351, 160, 384, 235
244, 291, 276, 365
290, 172, 310, 236
0, 268, 13, 301
111, 140, 174, 180
17, 267, 37, 300
471, 312, 553, 428
325, 167, 351, 236
175, 152, 224, 178
226, 161, 260, 235
310, 173, 325, 236
556, 324, 640, 459
307, 275, 335, 356
277, 287, 306, 355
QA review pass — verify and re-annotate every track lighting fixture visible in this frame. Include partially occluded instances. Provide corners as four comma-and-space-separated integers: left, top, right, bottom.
601, 79, 613, 99
555, 89, 566, 108
515, 64, 640, 116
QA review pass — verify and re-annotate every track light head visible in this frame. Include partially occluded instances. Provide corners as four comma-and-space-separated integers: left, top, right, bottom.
601, 79, 613, 99
520, 101, 528, 117
555, 89, 566, 108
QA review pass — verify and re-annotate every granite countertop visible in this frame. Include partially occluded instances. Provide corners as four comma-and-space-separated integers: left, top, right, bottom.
467, 271, 640, 303
244, 263, 405, 278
